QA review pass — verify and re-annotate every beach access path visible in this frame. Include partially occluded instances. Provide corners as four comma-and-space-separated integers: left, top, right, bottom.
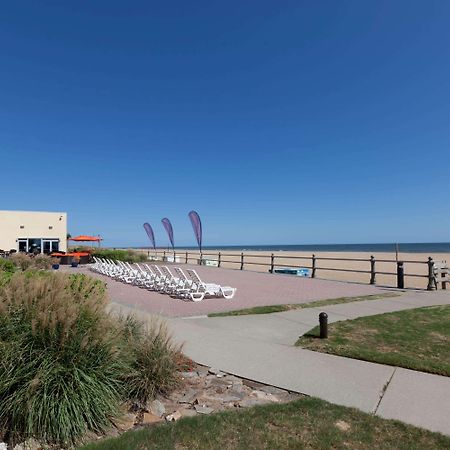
109, 288, 450, 437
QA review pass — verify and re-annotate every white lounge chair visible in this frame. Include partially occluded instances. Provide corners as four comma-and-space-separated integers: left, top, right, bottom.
184, 269, 236, 302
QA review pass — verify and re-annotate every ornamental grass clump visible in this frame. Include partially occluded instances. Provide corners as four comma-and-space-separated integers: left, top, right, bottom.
9, 252, 33, 271
0, 272, 181, 447
32, 254, 54, 270
122, 317, 181, 403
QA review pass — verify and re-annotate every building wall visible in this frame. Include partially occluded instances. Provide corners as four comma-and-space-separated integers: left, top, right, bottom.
0, 210, 67, 252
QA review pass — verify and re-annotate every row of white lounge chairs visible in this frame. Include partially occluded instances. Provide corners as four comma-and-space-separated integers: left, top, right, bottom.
91, 257, 236, 302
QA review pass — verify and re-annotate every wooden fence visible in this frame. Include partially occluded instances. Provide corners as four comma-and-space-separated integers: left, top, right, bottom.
141, 250, 439, 290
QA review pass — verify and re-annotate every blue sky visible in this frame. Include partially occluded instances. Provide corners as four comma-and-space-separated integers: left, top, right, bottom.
1, 1, 449, 247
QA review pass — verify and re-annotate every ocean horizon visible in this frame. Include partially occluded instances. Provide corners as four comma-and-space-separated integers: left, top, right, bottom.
131, 242, 450, 253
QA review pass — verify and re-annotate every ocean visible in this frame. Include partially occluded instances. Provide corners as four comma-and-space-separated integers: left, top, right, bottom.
138, 243, 450, 253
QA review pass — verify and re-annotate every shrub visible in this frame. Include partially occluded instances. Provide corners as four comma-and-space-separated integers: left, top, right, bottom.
0, 259, 15, 274
10, 253, 33, 271
91, 249, 147, 263
32, 254, 54, 270
0, 272, 180, 447
122, 318, 181, 403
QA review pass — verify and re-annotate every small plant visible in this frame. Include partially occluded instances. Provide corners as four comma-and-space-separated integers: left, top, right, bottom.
33, 254, 54, 270
0, 259, 15, 274
10, 253, 33, 271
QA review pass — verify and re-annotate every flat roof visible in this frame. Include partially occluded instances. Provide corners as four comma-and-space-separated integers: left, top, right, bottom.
0, 210, 67, 214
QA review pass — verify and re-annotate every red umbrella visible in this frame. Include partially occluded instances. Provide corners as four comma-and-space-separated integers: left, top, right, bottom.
69, 235, 103, 247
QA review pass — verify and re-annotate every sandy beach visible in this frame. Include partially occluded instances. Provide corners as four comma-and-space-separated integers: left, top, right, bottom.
135, 249, 449, 290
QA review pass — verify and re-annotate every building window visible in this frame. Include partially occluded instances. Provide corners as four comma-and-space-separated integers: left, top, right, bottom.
20, 225, 24, 229
49, 226, 53, 230
18, 238, 59, 254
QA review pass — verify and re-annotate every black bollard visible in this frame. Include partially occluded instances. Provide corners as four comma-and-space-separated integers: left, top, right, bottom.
319, 312, 328, 339
397, 261, 404, 289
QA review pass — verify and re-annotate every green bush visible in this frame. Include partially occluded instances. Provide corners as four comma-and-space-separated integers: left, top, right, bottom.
0, 258, 15, 274
0, 272, 181, 447
0, 259, 15, 286
91, 249, 148, 263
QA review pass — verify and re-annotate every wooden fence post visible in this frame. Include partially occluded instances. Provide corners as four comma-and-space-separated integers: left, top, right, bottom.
370, 255, 376, 284
218, 251, 221, 268
163, 250, 166, 261
427, 257, 435, 291
312, 254, 316, 278
240, 252, 244, 270
270, 253, 274, 273
185, 251, 188, 264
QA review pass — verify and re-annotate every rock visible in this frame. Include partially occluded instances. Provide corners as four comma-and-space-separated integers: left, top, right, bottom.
215, 372, 226, 378
181, 371, 199, 379
226, 390, 245, 400
113, 413, 136, 431
13, 438, 42, 450
218, 395, 241, 403
229, 383, 245, 394
179, 389, 199, 404
142, 413, 164, 425
207, 377, 230, 388
251, 390, 280, 403
335, 420, 351, 432
149, 399, 165, 417
237, 398, 265, 408
196, 366, 210, 376
208, 367, 221, 375
224, 375, 242, 384
165, 411, 182, 422
242, 379, 265, 390
260, 385, 286, 395
0, 443, 7, 450
194, 405, 214, 415
180, 408, 197, 418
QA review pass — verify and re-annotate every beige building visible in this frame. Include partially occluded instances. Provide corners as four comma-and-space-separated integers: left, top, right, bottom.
0, 210, 67, 253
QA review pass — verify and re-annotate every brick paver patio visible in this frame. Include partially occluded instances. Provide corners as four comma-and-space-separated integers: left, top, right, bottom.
80, 263, 385, 317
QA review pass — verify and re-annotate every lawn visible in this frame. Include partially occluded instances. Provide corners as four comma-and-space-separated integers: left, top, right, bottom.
78, 397, 450, 450
208, 293, 398, 317
297, 305, 450, 376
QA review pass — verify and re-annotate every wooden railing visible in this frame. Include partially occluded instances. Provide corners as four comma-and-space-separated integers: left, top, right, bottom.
140, 250, 438, 290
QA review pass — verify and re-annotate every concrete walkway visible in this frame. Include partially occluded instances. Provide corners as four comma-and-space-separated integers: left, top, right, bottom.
111, 290, 450, 436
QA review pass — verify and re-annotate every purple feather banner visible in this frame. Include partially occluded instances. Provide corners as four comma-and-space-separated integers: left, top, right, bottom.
143, 223, 156, 250
188, 210, 202, 252
161, 218, 175, 249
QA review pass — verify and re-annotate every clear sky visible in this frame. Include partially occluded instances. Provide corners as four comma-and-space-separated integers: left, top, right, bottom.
1, 1, 449, 247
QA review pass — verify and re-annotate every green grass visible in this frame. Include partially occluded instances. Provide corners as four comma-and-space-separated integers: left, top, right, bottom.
297, 305, 450, 376
78, 396, 450, 450
208, 293, 398, 317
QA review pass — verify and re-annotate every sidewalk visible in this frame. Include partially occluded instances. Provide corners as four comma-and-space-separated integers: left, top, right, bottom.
111, 290, 450, 436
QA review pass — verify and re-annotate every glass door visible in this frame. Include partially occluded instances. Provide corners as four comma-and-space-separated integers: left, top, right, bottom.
43, 240, 51, 254
42, 240, 59, 254
18, 239, 28, 252
51, 240, 59, 253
